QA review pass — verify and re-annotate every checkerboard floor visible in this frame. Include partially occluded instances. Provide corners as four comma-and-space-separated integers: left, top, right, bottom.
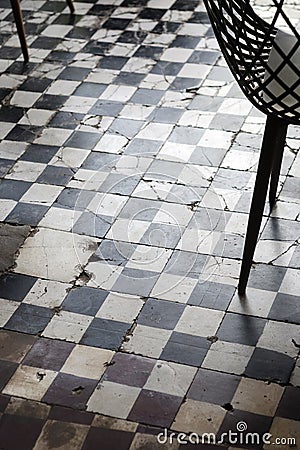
0, 0, 299, 448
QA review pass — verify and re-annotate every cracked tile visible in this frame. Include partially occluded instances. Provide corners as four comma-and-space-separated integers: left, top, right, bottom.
15, 228, 98, 282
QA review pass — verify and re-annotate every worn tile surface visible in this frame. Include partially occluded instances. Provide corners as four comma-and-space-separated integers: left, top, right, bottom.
0, 0, 299, 448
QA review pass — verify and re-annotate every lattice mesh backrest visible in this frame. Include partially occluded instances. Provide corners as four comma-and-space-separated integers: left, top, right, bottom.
203, 0, 300, 123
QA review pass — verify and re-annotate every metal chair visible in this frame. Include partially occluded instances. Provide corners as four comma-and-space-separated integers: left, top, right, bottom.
203, 0, 300, 294
10, 0, 75, 62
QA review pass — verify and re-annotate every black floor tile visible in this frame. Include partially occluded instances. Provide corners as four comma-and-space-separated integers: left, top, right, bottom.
37, 166, 74, 186
62, 287, 108, 316
244, 348, 295, 384
0, 273, 36, 301
217, 313, 266, 346
5, 304, 53, 335
6, 203, 49, 226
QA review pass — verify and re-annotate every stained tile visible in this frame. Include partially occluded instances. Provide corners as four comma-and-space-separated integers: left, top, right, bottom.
33, 420, 89, 450
5, 397, 50, 419
23, 279, 69, 309
61, 345, 114, 380
34, 94, 68, 110
102, 353, 155, 388
3, 365, 57, 401
20, 77, 52, 93
42, 373, 97, 409
232, 378, 283, 417
0, 330, 35, 363
268, 417, 300, 447
257, 320, 299, 358
172, 399, 226, 435
115, 72, 145, 87
15, 228, 97, 282
122, 325, 172, 358
144, 360, 196, 397
92, 415, 137, 432
42, 311, 92, 343
22, 338, 74, 371
128, 389, 182, 428
244, 348, 295, 384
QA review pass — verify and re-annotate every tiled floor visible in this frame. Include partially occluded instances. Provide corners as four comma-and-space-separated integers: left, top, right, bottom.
0, 0, 299, 448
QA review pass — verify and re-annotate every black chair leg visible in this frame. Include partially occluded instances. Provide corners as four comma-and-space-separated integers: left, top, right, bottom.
10, 0, 28, 62
65, 0, 75, 14
269, 120, 288, 209
238, 115, 285, 295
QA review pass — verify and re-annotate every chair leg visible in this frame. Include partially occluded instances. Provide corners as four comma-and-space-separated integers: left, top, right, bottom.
10, 0, 29, 62
65, 0, 75, 14
269, 120, 288, 209
238, 115, 284, 295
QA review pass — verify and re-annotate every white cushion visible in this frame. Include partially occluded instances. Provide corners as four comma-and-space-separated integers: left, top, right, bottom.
263, 29, 300, 115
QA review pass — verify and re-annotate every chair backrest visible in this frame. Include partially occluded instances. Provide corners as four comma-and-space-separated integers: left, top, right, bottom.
203, 0, 300, 123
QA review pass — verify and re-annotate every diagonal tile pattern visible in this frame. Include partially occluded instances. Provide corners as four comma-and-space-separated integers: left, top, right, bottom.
0, 0, 299, 447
